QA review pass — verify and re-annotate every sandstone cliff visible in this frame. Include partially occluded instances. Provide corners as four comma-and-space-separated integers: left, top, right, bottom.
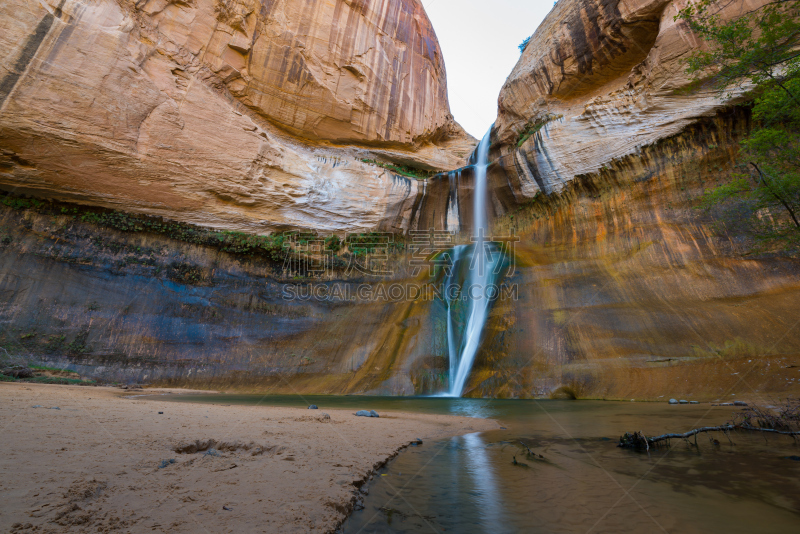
446, 0, 800, 399
493, 0, 761, 198
471, 109, 800, 400
0, 0, 473, 234
2, 0, 799, 401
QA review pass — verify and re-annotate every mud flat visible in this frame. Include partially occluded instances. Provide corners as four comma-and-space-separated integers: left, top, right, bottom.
0, 383, 497, 533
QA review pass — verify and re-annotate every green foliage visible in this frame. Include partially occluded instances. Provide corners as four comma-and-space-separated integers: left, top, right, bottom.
681, 0, 800, 251
516, 114, 563, 147
677, 0, 800, 98
0, 192, 407, 275
1, 196, 44, 210
519, 36, 531, 53
215, 231, 287, 262
344, 232, 404, 257
0, 192, 292, 265
29, 364, 71, 373
67, 330, 90, 355
698, 177, 752, 209
324, 234, 342, 252
167, 262, 205, 285
43, 335, 66, 354
25, 376, 95, 385
360, 159, 436, 180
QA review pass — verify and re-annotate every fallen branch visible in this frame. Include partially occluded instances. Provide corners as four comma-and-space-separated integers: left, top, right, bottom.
619, 424, 800, 450
514, 440, 545, 459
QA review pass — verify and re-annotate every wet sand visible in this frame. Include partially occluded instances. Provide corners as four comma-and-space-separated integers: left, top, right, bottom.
0, 383, 497, 533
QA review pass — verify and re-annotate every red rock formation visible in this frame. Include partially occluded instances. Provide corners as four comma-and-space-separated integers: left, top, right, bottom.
0, 0, 473, 234
491, 0, 768, 200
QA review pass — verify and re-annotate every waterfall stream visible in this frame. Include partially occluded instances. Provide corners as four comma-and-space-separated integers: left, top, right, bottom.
444, 130, 501, 397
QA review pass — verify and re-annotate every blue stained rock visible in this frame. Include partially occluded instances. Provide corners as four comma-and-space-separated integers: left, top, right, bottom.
158, 459, 176, 469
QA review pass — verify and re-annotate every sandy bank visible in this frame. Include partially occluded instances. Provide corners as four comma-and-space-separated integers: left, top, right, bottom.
0, 383, 497, 533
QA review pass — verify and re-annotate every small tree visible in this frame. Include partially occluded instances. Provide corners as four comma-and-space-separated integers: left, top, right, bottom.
679, 0, 800, 250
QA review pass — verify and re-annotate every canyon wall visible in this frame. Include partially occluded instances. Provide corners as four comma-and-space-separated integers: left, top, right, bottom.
446, 0, 800, 400
2, 0, 799, 401
469, 109, 800, 400
492, 0, 761, 199
0, 202, 442, 394
0, 0, 473, 235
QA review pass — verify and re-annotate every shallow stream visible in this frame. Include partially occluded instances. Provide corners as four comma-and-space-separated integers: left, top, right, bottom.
160, 395, 800, 533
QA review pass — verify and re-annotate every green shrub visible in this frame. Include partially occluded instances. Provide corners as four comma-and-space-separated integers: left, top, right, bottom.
324, 235, 342, 252
516, 114, 563, 147
67, 330, 90, 355
360, 159, 437, 180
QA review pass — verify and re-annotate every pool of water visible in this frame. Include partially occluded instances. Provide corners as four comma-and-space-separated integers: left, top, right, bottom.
158, 395, 800, 533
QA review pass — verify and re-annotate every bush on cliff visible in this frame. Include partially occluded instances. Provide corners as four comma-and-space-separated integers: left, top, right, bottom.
681, 0, 800, 251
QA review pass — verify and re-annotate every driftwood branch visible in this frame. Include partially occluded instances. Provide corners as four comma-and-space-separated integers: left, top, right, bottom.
514, 440, 545, 459
620, 424, 800, 450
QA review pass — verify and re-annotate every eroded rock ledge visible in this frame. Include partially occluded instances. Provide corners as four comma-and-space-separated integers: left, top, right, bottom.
0, 0, 474, 235
490, 0, 767, 203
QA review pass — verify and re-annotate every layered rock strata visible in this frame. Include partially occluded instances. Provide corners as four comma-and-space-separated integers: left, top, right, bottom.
491, 0, 768, 202
0, 0, 473, 234
466, 109, 800, 399
418, 0, 800, 399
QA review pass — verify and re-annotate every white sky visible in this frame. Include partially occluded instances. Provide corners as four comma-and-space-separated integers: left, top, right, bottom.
423, 0, 554, 138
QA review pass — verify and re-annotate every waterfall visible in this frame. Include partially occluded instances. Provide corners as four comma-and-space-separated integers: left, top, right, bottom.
444, 130, 500, 397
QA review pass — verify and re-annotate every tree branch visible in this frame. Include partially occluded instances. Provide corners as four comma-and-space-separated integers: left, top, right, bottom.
620, 424, 800, 449
750, 162, 800, 229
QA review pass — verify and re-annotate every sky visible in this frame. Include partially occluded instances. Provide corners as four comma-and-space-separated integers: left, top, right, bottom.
422, 0, 554, 138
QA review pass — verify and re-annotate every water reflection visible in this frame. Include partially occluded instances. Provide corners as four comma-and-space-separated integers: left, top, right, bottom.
462, 432, 507, 533
158, 395, 800, 533
339, 400, 800, 534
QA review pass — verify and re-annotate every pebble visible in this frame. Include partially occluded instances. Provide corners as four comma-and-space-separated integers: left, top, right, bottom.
679, 400, 689, 404
669, 399, 678, 405
308, 405, 318, 410
690, 401, 699, 404
355, 410, 380, 418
